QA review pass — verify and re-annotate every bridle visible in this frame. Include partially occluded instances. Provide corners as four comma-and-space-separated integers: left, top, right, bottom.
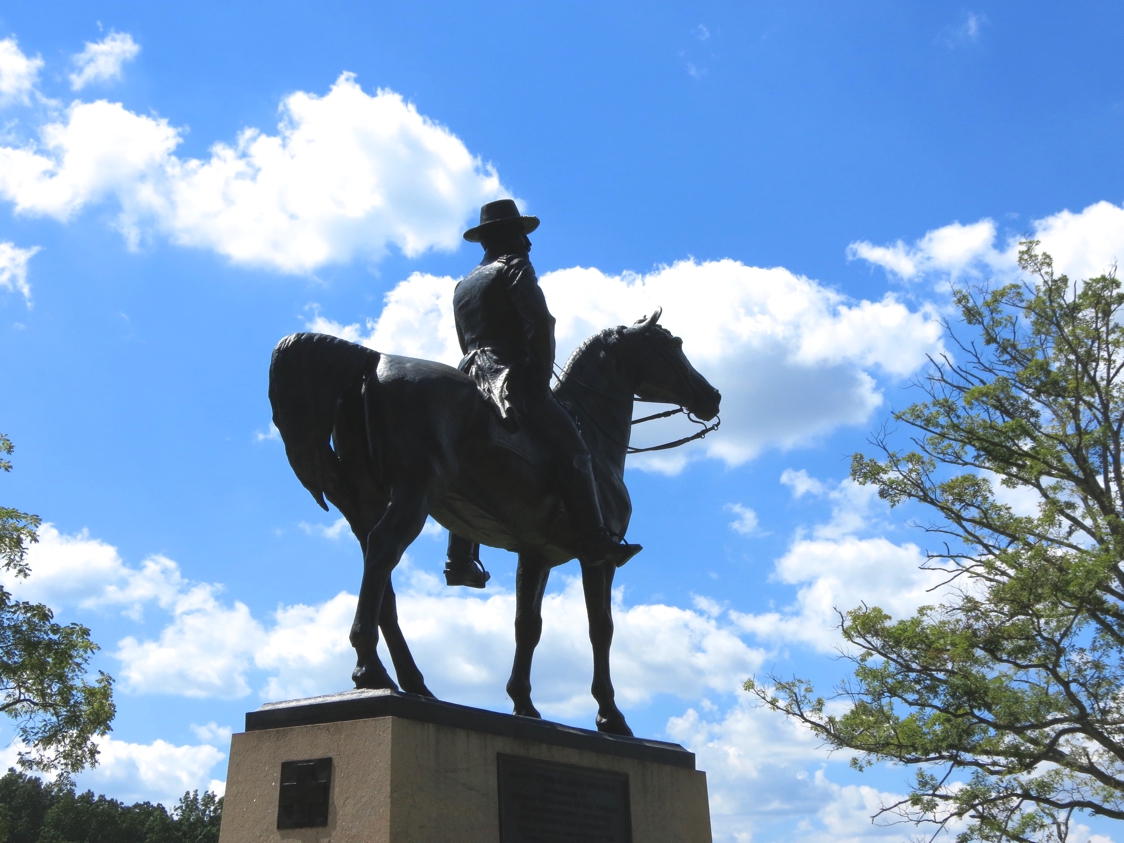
553, 330, 721, 455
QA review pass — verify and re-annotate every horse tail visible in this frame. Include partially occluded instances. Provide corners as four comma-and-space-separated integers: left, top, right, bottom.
268, 332, 381, 511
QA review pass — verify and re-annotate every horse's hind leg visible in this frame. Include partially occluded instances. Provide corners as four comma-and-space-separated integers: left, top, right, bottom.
581, 560, 633, 736
507, 553, 552, 718
378, 578, 435, 697
350, 483, 433, 690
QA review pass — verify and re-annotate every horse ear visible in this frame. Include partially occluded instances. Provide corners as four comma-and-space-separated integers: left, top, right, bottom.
635, 307, 663, 332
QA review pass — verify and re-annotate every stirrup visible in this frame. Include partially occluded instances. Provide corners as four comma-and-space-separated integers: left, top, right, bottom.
577, 533, 643, 569
444, 556, 491, 589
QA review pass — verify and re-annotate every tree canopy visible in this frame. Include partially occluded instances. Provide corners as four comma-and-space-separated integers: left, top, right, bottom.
0, 435, 114, 776
0, 768, 222, 843
747, 244, 1124, 842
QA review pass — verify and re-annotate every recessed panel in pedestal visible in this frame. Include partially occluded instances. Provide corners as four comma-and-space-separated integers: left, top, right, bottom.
497, 753, 632, 843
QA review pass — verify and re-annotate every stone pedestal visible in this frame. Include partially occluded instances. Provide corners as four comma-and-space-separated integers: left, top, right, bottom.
218, 689, 711, 842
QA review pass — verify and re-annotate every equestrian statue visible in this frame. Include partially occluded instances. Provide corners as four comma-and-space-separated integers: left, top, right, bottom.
269, 200, 721, 735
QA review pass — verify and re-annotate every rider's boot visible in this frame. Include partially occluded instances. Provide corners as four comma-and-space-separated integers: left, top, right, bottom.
444, 533, 490, 588
561, 455, 643, 569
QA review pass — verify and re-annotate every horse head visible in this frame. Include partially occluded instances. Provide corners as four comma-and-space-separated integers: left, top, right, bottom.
620, 308, 721, 421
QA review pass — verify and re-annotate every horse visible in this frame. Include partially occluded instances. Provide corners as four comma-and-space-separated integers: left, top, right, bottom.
269, 308, 721, 735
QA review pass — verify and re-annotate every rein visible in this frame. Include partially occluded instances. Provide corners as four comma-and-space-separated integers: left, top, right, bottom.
554, 364, 721, 454
627, 406, 721, 454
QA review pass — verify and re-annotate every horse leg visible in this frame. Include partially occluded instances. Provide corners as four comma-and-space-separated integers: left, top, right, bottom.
507, 553, 551, 718
350, 484, 432, 690
581, 559, 633, 736
378, 577, 435, 698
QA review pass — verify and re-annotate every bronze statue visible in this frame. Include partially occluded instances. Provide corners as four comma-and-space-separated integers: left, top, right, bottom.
268, 201, 721, 735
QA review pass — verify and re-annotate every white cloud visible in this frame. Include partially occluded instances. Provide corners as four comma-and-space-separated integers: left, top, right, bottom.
732, 534, 934, 652
725, 503, 759, 536
0, 37, 42, 106
779, 469, 881, 540
847, 219, 1001, 281
311, 259, 944, 473
189, 721, 233, 745
0, 99, 180, 220
732, 473, 950, 652
848, 200, 1124, 286
78, 735, 225, 807
69, 31, 140, 91
115, 583, 265, 698
0, 74, 505, 272
16, 525, 760, 717
1030, 200, 1124, 281
299, 516, 351, 541
9, 524, 185, 621
253, 421, 280, 442
668, 699, 916, 843
258, 567, 764, 719
0, 241, 39, 303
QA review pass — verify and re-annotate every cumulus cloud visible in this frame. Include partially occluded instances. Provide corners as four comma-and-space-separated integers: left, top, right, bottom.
849, 200, 1124, 285
731, 473, 951, 652
1029, 200, 1124, 281
310, 259, 944, 472
257, 566, 763, 720
0, 37, 42, 106
78, 735, 225, 807
9, 524, 185, 621
668, 698, 917, 843
69, 31, 140, 91
0, 74, 505, 271
847, 219, 1001, 281
115, 582, 264, 698
15, 525, 760, 722
0, 241, 39, 303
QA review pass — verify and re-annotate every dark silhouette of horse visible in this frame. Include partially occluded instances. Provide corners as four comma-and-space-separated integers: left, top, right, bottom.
268, 309, 721, 735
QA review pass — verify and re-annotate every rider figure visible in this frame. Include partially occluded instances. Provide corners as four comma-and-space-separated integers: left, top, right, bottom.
444, 199, 642, 588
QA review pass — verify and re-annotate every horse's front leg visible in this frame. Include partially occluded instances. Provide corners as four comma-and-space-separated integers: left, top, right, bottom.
507, 553, 551, 718
351, 485, 431, 690
379, 578, 435, 698
581, 559, 633, 736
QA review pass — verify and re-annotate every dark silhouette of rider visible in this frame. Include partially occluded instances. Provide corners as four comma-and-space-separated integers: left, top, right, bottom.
444, 199, 642, 588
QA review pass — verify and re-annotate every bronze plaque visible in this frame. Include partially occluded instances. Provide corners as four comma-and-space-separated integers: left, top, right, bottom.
497, 754, 632, 842
276, 757, 332, 829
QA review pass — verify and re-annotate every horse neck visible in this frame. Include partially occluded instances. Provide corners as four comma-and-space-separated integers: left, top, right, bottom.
554, 334, 634, 476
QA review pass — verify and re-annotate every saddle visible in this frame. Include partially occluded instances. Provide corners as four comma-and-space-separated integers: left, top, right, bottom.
485, 410, 552, 466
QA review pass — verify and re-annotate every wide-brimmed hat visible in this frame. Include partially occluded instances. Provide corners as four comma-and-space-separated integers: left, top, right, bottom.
463, 199, 540, 242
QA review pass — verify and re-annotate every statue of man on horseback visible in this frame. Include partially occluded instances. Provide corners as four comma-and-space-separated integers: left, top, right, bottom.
444, 199, 642, 588
268, 197, 721, 733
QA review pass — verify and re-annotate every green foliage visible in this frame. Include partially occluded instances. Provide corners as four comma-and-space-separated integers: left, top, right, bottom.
0, 436, 114, 776
0, 769, 223, 843
746, 244, 1124, 842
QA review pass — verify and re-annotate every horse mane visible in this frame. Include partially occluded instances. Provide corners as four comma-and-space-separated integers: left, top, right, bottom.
558, 320, 678, 383
558, 325, 626, 382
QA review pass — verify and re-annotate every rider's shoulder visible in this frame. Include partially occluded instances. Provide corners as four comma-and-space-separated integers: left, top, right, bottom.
498, 254, 535, 276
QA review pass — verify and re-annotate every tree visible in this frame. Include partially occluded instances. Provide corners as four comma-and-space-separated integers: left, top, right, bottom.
746, 243, 1124, 842
0, 435, 114, 777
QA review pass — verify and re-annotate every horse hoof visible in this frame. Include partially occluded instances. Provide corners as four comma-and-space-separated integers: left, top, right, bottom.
352, 665, 399, 692
596, 712, 633, 737
512, 702, 542, 719
402, 681, 437, 699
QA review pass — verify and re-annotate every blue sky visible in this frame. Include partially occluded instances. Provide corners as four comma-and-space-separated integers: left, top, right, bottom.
1, 3, 1123, 841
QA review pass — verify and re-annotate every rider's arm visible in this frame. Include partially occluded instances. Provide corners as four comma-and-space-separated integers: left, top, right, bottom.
455, 312, 468, 355
507, 260, 556, 384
